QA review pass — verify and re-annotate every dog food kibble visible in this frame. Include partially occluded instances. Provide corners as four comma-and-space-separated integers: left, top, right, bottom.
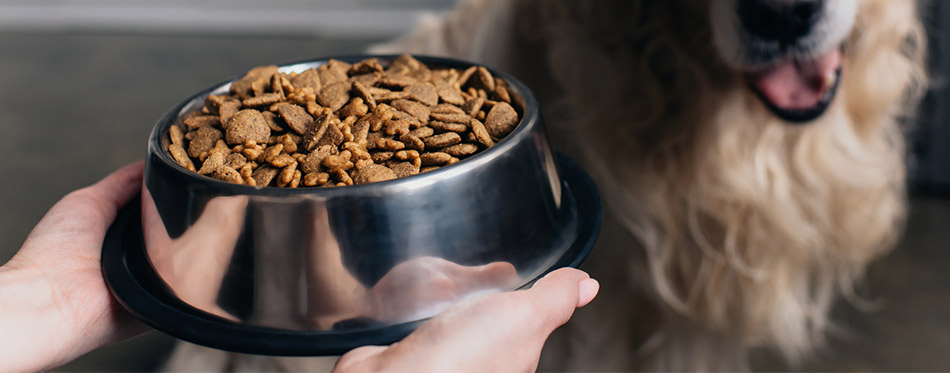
166, 55, 521, 187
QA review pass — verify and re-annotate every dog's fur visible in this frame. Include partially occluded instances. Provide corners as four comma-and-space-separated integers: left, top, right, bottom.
164, 0, 926, 371
368, 0, 927, 370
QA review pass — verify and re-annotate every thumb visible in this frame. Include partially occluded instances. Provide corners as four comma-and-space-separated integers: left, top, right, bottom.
82, 161, 145, 216
524, 268, 600, 329
20, 161, 145, 259
335, 268, 599, 373
52, 161, 144, 232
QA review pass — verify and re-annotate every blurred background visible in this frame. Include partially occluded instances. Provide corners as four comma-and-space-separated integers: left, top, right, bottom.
0, 0, 946, 371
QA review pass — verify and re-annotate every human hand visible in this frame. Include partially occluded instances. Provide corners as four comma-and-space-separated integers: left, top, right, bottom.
0, 161, 147, 372
333, 267, 599, 372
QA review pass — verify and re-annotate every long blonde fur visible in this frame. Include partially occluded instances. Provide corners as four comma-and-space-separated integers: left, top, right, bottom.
372, 0, 927, 370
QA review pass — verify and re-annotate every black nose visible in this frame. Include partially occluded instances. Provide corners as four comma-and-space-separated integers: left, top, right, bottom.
737, 0, 822, 44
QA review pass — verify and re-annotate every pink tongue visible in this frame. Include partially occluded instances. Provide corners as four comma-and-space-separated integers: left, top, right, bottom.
750, 49, 842, 110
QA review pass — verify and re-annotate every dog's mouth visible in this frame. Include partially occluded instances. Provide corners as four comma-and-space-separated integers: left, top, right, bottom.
744, 46, 843, 123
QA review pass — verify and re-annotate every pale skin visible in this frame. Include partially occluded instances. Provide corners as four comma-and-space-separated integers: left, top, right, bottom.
0, 161, 599, 372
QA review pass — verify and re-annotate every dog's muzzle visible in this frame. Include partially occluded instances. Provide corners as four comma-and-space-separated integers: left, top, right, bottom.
712, 0, 853, 123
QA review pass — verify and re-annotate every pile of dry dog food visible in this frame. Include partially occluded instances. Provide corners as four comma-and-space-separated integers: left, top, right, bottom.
166, 54, 521, 187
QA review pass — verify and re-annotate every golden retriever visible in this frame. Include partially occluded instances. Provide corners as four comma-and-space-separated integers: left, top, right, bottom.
165, 0, 926, 370
369, 0, 927, 370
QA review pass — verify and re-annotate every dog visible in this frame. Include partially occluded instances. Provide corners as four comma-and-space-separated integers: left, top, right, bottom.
368, 0, 927, 370
163, 0, 926, 371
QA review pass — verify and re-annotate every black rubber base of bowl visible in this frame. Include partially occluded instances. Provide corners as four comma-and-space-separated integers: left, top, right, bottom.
101, 153, 601, 356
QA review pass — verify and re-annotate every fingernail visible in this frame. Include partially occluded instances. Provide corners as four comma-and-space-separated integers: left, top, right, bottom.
577, 278, 599, 307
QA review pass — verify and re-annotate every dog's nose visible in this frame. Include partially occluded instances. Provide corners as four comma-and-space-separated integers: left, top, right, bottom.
737, 0, 822, 43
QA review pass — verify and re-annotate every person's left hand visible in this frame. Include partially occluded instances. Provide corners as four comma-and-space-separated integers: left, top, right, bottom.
0, 161, 147, 372
334, 267, 599, 372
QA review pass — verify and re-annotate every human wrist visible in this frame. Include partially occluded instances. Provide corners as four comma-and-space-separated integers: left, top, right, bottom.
0, 263, 78, 371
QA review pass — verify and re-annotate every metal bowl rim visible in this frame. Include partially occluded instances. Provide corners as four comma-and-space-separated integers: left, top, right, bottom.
146, 54, 542, 197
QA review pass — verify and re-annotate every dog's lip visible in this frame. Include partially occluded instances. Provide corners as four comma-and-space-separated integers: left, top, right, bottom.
744, 47, 843, 123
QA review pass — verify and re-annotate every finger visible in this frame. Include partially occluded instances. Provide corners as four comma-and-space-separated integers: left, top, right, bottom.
526, 268, 600, 327
85, 160, 145, 214
54, 161, 145, 236
372, 268, 598, 372
334, 345, 389, 372
20, 161, 145, 254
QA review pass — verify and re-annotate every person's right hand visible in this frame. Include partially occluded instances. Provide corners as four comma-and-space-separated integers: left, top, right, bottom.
333, 268, 599, 372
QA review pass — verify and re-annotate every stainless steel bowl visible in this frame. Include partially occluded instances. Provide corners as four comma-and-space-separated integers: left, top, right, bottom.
102, 55, 601, 355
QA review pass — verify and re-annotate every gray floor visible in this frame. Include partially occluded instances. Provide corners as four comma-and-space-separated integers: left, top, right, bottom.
0, 31, 947, 372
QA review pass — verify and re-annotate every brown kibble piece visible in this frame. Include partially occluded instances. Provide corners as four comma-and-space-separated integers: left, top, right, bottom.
430, 104, 466, 115
303, 172, 321, 186
475, 66, 496, 92
340, 97, 369, 118
404, 83, 439, 106
243, 93, 283, 107
213, 165, 243, 184
485, 102, 519, 138
188, 126, 223, 158
351, 81, 377, 111
384, 120, 411, 136
352, 164, 397, 185
226, 109, 270, 145
400, 134, 425, 151
376, 138, 405, 151
184, 115, 220, 129
408, 127, 434, 138
288, 169, 302, 188
277, 162, 298, 187
270, 154, 297, 168
252, 165, 279, 187
378, 75, 418, 88
349, 58, 383, 75
292, 68, 322, 93
423, 132, 462, 149
470, 118, 495, 147
275, 103, 313, 135
242, 144, 264, 162
493, 78, 511, 103
168, 144, 195, 171
443, 143, 479, 157
225, 153, 247, 169
198, 150, 226, 175
391, 99, 430, 122
420, 152, 452, 166
317, 122, 345, 148
390, 162, 419, 178
218, 101, 242, 126
336, 169, 354, 186
317, 81, 351, 112
169, 125, 185, 146
319, 59, 351, 85
429, 121, 468, 133
301, 145, 337, 173
394, 150, 420, 160
301, 113, 331, 151
372, 151, 394, 162
461, 96, 486, 117
261, 111, 286, 133
430, 112, 471, 124
231, 65, 279, 99
436, 81, 466, 105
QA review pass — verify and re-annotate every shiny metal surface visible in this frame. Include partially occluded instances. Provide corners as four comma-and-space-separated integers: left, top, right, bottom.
141, 56, 579, 333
